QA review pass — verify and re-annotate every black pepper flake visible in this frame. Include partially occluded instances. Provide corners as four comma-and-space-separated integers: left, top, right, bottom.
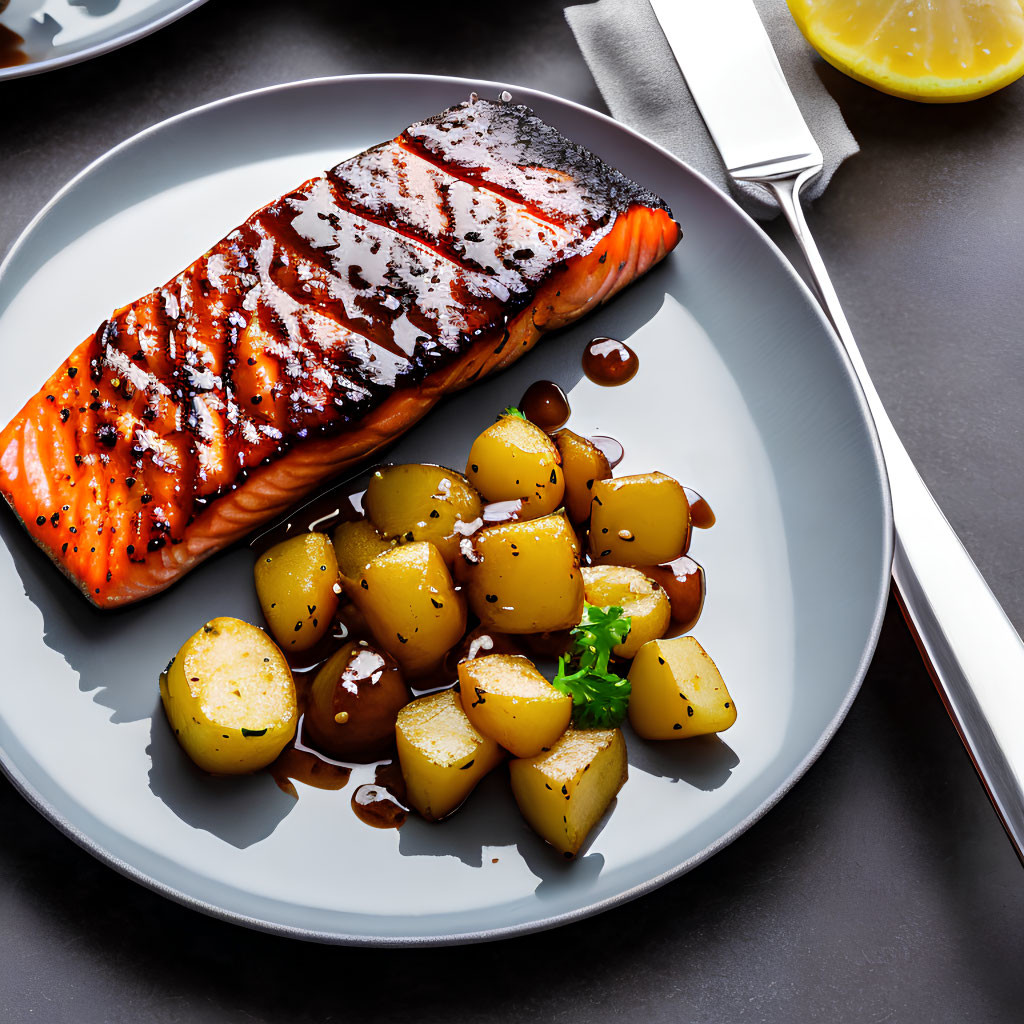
429, 509, 440, 519
471, 464, 478, 473
459, 759, 476, 770
46, 394, 54, 403
396, 632, 408, 644
586, 479, 594, 490
74, 455, 83, 467
147, 537, 165, 552
247, 357, 256, 365
106, 571, 112, 582
673, 723, 682, 731
431, 598, 443, 609
658, 657, 665, 665
95, 588, 100, 594
69, 526, 77, 534
68, 367, 78, 378
60, 409, 69, 423
485, 594, 498, 603
141, 494, 152, 504
35, 516, 46, 526
471, 687, 486, 708
549, 469, 557, 484
125, 477, 136, 488
545, 783, 552, 790
127, 544, 135, 555
687, 706, 694, 717
61, 504, 69, 511
252, 395, 262, 405
306, 604, 316, 615
724, 702, 731, 708
50, 512, 59, 527
61, 543, 68, 555
89, 402, 101, 412
360, 579, 369, 590
600, 549, 611, 557
404, 531, 415, 541
598, 251, 608, 263
294, 621, 303, 632
560, 785, 568, 795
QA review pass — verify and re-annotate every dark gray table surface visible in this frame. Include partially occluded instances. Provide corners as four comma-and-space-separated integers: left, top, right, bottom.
2, 2, 1022, 1021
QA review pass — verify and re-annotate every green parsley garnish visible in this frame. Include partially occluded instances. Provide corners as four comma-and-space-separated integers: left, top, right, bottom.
551, 603, 632, 728
502, 406, 527, 420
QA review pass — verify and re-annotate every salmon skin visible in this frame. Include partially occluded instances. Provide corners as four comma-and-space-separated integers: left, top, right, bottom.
0, 97, 681, 607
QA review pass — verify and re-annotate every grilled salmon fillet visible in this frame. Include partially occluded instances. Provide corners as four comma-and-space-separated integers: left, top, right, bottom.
0, 97, 680, 606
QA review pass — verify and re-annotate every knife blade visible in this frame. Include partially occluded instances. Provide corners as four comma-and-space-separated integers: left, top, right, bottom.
649, 0, 821, 180
649, 0, 1024, 863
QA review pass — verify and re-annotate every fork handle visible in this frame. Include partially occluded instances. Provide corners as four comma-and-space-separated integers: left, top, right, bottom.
762, 170, 1024, 863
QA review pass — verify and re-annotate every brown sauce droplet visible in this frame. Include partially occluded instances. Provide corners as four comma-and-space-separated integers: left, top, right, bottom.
0, 26, 28, 69
519, 380, 570, 432
351, 761, 409, 829
685, 487, 715, 529
269, 722, 352, 798
589, 434, 624, 469
642, 556, 705, 634
582, 338, 638, 386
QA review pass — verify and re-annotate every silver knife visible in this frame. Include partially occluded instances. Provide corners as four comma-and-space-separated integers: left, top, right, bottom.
650, 0, 1024, 862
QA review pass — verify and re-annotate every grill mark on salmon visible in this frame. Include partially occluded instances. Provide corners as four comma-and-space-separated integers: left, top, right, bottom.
0, 97, 681, 606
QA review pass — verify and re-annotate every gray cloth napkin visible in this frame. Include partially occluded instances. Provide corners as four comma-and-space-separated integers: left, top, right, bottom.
564, 0, 858, 219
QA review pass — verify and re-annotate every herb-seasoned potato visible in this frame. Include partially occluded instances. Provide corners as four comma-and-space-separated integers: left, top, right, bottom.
254, 532, 340, 651
347, 541, 466, 677
465, 412, 564, 518
589, 472, 690, 566
160, 617, 297, 774
464, 511, 584, 633
581, 565, 671, 658
364, 463, 482, 564
304, 641, 410, 760
509, 727, 628, 857
627, 636, 736, 739
396, 689, 503, 821
332, 518, 392, 579
554, 429, 612, 523
458, 654, 572, 758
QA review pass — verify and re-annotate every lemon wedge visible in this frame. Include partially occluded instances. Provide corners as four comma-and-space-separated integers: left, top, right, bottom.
787, 0, 1024, 102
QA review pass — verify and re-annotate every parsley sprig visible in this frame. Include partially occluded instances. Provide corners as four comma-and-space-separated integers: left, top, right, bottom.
503, 406, 527, 420
552, 604, 632, 728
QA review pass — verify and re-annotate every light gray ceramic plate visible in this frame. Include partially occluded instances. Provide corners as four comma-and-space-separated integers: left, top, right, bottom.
0, 0, 207, 80
0, 75, 892, 945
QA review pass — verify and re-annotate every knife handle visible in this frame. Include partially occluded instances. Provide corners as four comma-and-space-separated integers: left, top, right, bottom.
764, 171, 1024, 862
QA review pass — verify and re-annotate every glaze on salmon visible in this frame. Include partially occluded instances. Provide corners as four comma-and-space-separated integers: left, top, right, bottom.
0, 98, 681, 606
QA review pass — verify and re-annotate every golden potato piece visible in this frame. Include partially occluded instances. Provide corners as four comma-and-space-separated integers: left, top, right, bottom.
364, 463, 482, 564
396, 689, 504, 821
304, 641, 410, 761
464, 511, 584, 634
581, 565, 671, 658
348, 541, 466, 677
465, 412, 564, 518
254, 532, 340, 651
159, 617, 297, 774
509, 727, 627, 857
589, 472, 690, 566
554, 429, 612, 523
458, 654, 572, 758
627, 636, 736, 740
332, 518, 393, 579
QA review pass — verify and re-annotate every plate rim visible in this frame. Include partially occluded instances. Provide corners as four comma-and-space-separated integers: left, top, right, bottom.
0, 72, 895, 946
0, 0, 210, 82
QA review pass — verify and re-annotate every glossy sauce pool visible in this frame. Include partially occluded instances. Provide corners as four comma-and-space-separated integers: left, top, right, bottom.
582, 337, 639, 386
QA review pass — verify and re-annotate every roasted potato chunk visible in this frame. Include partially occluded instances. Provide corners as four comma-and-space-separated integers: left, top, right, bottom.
332, 518, 392, 579
581, 565, 671, 658
364, 463, 482, 564
554, 429, 612, 523
589, 472, 690, 566
396, 689, 503, 821
458, 654, 572, 758
465, 412, 564, 518
509, 727, 627, 857
254, 532, 340, 651
347, 541, 466, 677
160, 617, 297, 774
628, 636, 736, 739
464, 511, 584, 634
304, 641, 410, 760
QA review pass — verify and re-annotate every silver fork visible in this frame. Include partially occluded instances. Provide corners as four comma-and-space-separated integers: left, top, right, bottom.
651, 0, 1024, 862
